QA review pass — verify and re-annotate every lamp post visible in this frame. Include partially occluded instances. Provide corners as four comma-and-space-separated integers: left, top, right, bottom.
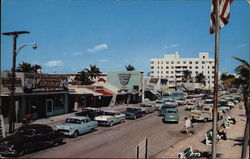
2, 31, 37, 133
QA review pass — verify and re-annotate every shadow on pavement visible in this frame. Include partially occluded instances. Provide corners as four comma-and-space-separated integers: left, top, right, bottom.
199, 151, 222, 158
228, 137, 244, 146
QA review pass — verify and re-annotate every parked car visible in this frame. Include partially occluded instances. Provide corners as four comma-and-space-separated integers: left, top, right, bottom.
162, 108, 179, 123
140, 103, 156, 114
55, 116, 97, 138
94, 111, 125, 126
122, 107, 146, 119
75, 107, 103, 120
0, 124, 64, 157
159, 103, 177, 116
154, 100, 166, 110
191, 105, 223, 122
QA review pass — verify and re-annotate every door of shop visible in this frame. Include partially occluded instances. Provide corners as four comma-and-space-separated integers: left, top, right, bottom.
46, 99, 53, 117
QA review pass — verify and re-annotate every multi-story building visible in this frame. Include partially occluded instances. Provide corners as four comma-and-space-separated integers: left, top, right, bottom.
150, 52, 215, 88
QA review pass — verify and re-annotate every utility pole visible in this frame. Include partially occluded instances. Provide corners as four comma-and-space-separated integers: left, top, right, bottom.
212, 0, 220, 158
2, 31, 30, 133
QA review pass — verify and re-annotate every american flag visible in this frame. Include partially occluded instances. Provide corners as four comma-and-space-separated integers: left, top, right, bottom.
210, 0, 233, 34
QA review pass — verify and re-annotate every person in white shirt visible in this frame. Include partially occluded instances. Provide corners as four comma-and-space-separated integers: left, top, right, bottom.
184, 117, 192, 134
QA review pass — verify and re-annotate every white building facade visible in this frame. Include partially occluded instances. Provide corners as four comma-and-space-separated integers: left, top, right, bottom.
150, 52, 215, 88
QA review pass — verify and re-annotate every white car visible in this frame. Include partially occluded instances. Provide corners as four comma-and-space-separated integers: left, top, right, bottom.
94, 111, 125, 126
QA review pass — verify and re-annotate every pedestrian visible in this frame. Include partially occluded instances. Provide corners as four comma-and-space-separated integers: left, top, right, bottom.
218, 125, 227, 140
227, 114, 236, 124
184, 117, 191, 135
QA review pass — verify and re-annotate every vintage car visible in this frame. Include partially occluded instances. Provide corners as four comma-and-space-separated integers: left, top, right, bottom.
154, 100, 166, 110
122, 107, 146, 119
162, 108, 179, 123
94, 111, 125, 126
75, 107, 103, 120
0, 124, 64, 157
159, 103, 177, 116
140, 103, 156, 114
55, 116, 97, 138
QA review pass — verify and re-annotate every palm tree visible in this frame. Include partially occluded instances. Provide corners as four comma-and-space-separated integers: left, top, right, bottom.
16, 62, 42, 73
195, 73, 206, 86
125, 65, 135, 71
182, 70, 192, 83
84, 64, 102, 80
233, 57, 250, 159
74, 71, 93, 85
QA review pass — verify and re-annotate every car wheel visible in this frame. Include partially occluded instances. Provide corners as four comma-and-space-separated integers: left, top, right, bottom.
109, 122, 113, 127
73, 130, 79, 138
134, 116, 137, 120
17, 149, 25, 157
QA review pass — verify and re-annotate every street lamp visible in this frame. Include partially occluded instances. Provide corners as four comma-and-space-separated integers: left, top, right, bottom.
2, 31, 37, 133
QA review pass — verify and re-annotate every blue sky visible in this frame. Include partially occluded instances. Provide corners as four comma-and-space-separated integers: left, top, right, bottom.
1, 0, 249, 75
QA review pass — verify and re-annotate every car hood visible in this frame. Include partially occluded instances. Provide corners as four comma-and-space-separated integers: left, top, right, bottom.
94, 115, 111, 121
0, 134, 30, 145
56, 123, 74, 129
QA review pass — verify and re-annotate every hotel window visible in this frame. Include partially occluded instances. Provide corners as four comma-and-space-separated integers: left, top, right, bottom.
202, 66, 204, 69
157, 66, 159, 69
151, 61, 154, 64
166, 71, 169, 73
171, 61, 174, 64
195, 61, 198, 64
171, 71, 174, 74
158, 61, 159, 64
202, 61, 205, 64
161, 61, 163, 64
195, 71, 198, 74
151, 71, 154, 74
195, 66, 198, 69
151, 66, 154, 69
171, 66, 174, 69
189, 61, 192, 64
161, 67, 163, 69
157, 71, 159, 73
166, 66, 169, 69
177, 61, 180, 64
189, 66, 192, 69
183, 61, 186, 64
208, 71, 210, 74
161, 71, 163, 73
208, 66, 210, 69
166, 62, 169, 64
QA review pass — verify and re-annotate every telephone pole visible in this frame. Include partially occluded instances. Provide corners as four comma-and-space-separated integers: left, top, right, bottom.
2, 31, 30, 133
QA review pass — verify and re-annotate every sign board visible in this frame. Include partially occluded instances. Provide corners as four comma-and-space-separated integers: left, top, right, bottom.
24, 73, 68, 93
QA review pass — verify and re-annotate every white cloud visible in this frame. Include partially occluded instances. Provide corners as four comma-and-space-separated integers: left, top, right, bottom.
88, 44, 108, 53
100, 59, 108, 62
44, 60, 63, 67
237, 43, 248, 48
164, 43, 178, 49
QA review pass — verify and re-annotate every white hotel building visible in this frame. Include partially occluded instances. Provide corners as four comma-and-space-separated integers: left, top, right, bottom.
150, 52, 215, 88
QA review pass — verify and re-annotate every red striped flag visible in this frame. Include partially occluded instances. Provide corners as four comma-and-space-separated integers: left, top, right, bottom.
210, 0, 233, 34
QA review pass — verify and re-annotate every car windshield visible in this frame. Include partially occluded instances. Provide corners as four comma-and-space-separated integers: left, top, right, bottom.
163, 104, 175, 108
126, 108, 138, 111
103, 112, 116, 116
15, 129, 36, 136
204, 100, 213, 104
65, 118, 81, 124
156, 101, 163, 104
167, 111, 177, 114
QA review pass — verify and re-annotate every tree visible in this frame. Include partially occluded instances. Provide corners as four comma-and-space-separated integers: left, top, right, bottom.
182, 70, 192, 83
125, 65, 135, 71
195, 73, 206, 86
16, 62, 42, 73
74, 71, 93, 85
84, 64, 102, 80
233, 57, 250, 159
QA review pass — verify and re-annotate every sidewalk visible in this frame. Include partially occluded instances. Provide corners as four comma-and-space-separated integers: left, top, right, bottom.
153, 102, 249, 158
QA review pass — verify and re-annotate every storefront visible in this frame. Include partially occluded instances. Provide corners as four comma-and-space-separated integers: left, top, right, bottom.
0, 72, 69, 122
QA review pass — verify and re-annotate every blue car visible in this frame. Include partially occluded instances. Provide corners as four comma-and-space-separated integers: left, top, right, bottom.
162, 108, 179, 123
159, 103, 178, 116
55, 116, 98, 138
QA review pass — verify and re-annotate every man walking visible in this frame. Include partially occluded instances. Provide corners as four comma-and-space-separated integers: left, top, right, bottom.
184, 117, 192, 135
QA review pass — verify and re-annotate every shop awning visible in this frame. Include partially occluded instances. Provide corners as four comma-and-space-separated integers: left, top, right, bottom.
69, 88, 102, 96
95, 90, 113, 96
149, 90, 160, 96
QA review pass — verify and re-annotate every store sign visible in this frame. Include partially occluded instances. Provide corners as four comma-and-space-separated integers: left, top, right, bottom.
118, 73, 131, 89
1, 77, 22, 87
24, 74, 68, 93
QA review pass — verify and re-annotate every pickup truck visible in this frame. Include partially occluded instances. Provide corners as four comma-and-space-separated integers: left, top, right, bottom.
191, 106, 223, 122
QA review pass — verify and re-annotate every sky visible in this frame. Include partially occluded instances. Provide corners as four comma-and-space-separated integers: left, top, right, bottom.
1, 0, 249, 75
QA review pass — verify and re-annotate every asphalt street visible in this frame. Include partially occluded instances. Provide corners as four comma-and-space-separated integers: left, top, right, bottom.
23, 106, 209, 158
